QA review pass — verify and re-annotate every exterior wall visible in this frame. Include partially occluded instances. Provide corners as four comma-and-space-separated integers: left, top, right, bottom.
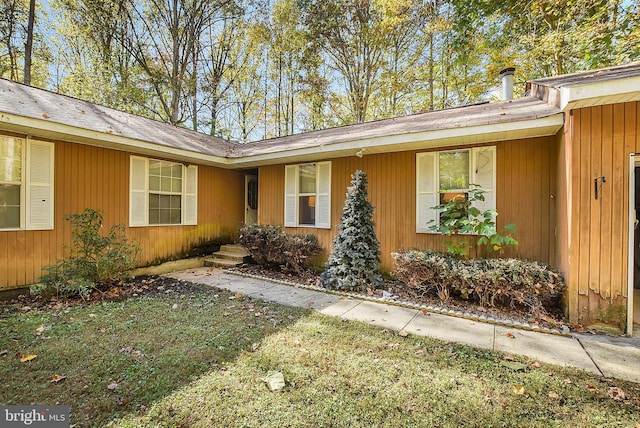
564, 101, 639, 324
0, 137, 245, 290
259, 136, 557, 272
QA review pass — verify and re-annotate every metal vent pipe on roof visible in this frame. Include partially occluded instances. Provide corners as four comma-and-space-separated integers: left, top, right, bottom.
500, 67, 515, 101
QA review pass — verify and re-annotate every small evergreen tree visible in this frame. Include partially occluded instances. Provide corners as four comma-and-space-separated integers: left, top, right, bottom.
321, 170, 383, 291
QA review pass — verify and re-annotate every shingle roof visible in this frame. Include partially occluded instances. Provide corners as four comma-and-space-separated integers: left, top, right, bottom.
0, 78, 237, 158
235, 97, 561, 158
528, 62, 640, 89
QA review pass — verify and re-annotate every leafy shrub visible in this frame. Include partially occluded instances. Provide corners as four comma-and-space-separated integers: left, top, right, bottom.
428, 184, 518, 256
391, 249, 564, 316
40, 208, 140, 298
321, 170, 383, 292
238, 224, 322, 273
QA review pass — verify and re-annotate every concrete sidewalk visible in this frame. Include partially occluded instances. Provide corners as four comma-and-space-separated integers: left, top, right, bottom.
167, 267, 640, 384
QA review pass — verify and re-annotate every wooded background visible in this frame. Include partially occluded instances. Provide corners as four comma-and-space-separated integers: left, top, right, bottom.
2, 0, 638, 142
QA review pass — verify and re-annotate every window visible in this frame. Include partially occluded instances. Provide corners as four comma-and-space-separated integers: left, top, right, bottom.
284, 161, 331, 228
0, 136, 54, 230
416, 146, 495, 233
129, 156, 197, 227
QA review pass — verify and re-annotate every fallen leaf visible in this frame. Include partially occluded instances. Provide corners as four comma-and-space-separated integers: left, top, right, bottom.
0, 350, 7, 356
608, 387, 626, 401
107, 382, 119, 390
35, 325, 45, 336
261, 371, 285, 391
172, 303, 178, 310
250, 343, 261, 352
398, 331, 409, 337
88, 313, 97, 318
548, 391, 559, 399
530, 361, 542, 368
505, 332, 516, 339
563, 379, 573, 384
586, 384, 599, 393
501, 361, 527, 371
119, 347, 145, 357
20, 354, 37, 362
415, 349, 424, 355
42, 113, 50, 119
50, 374, 66, 383
235, 293, 243, 299
512, 384, 526, 395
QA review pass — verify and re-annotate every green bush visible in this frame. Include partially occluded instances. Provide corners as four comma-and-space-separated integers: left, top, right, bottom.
391, 249, 564, 316
40, 208, 140, 298
238, 224, 322, 273
428, 184, 518, 256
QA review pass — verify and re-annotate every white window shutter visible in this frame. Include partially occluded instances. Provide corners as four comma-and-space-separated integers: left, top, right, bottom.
26, 140, 54, 230
284, 165, 297, 227
471, 146, 496, 227
184, 165, 198, 225
316, 161, 331, 229
416, 152, 437, 233
129, 156, 148, 227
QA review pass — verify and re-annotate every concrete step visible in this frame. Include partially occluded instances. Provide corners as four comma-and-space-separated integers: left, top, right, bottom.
203, 244, 251, 268
214, 251, 249, 263
219, 244, 250, 257
204, 258, 244, 268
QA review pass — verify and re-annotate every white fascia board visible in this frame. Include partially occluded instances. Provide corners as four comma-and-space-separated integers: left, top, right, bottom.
0, 110, 565, 170
560, 75, 640, 111
0, 112, 233, 167
228, 114, 565, 167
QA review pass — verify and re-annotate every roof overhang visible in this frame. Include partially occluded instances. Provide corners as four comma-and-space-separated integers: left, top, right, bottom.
0, 108, 564, 169
559, 75, 640, 111
0, 111, 234, 168
229, 114, 565, 167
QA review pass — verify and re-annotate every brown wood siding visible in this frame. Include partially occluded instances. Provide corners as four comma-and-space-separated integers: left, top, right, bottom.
565, 102, 640, 323
0, 138, 245, 290
259, 137, 557, 272
555, 111, 572, 319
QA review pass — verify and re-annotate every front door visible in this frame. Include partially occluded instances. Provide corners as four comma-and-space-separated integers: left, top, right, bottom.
245, 174, 258, 225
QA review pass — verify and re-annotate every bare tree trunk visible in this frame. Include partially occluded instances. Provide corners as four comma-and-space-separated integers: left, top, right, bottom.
23, 0, 36, 85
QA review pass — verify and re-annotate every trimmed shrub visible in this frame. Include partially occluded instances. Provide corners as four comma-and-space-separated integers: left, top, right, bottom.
392, 249, 564, 316
40, 208, 140, 298
239, 224, 322, 273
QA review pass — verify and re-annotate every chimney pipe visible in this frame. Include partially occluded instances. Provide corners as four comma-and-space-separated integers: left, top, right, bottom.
500, 67, 515, 101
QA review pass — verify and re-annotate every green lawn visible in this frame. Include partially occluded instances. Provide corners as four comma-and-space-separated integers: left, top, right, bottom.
1, 280, 638, 427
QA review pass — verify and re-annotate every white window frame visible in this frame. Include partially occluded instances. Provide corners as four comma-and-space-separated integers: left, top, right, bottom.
0, 136, 54, 231
129, 156, 197, 227
416, 146, 496, 233
284, 161, 331, 229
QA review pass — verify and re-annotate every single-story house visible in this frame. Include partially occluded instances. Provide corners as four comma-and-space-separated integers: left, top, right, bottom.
1, 63, 639, 334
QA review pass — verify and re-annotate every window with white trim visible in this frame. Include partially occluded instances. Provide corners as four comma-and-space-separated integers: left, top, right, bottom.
0, 136, 54, 230
129, 156, 197, 227
284, 161, 331, 228
416, 146, 495, 233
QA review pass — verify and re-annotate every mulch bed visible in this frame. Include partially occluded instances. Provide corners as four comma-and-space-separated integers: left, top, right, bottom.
232, 264, 598, 334
0, 276, 203, 314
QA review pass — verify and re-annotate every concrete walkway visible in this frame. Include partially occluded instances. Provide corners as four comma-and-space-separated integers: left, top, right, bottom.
167, 267, 640, 384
